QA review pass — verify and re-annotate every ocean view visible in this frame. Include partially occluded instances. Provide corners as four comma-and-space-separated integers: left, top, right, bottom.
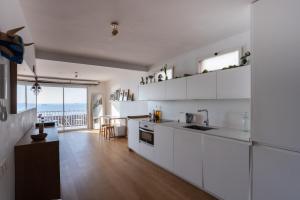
17, 103, 87, 113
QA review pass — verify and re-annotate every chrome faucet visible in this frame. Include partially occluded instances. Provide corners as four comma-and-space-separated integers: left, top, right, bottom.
198, 109, 209, 127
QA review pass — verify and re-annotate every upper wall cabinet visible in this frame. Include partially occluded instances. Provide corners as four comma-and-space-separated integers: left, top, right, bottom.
139, 82, 165, 100
138, 84, 149, 101
151, 81, 166, 100
187, 72, 217, 99
217, 65, 251, 99
138, 65, 250, 101
165, 77, 187, 100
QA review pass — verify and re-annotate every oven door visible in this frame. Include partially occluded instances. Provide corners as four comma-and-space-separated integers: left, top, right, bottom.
139, 128, 154, 145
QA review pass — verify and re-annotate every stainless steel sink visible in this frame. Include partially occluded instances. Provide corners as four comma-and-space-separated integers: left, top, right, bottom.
183, 125, 215, 131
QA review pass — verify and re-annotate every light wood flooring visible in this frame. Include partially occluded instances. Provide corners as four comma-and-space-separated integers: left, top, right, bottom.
59, 130, 217, 200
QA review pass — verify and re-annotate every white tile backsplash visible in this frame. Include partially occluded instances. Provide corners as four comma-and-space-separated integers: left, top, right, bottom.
148, 99, 250, 130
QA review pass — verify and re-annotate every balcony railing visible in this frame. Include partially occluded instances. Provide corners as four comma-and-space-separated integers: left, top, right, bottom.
38, 111, 87, 129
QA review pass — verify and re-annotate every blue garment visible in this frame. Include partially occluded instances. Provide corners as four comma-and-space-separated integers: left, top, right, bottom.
0, 35, 24, 64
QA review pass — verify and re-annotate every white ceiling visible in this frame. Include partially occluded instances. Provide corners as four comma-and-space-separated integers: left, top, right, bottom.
18, 59, 146, 82
20, 0, 252, 69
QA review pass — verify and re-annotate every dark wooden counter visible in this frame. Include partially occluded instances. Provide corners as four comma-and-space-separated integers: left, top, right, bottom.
15, 127, 61, 200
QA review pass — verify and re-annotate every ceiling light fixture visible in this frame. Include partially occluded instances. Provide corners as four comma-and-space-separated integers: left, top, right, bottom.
111, 22, 119, 36
31, 76, 42, 95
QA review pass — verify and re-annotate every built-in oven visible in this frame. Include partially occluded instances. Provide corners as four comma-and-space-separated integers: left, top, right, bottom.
139, 121, 154, 146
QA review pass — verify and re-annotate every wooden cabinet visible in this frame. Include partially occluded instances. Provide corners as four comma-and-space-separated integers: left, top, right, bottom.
15, 127, 61, 200
217, 65, 251, 99
202, 134, 250, 200
187, 72, 217, 99
253, 145, 300, 200
173, 129, 203, 188
154, 125, 174, 172
165, 78, 187, 100
128, 119, 140, 152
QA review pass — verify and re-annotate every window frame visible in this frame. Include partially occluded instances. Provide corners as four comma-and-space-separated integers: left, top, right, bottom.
197, 47, 243, 73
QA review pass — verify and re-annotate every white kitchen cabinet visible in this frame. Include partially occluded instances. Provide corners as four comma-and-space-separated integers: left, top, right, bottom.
138, 84, 150, 100
173, 129, 202, 188
252, 0, 300, 152
165, 78, 187, 100
187, 72, 217, 99
217, 65, 251, 99
138, 82, 165, 100
139, 142, 155, 162
202, 134, 250, 200
127, 119, 140, 152
253, 145, 300, 200
154, 125, 174, 172
150, 81, 165, 100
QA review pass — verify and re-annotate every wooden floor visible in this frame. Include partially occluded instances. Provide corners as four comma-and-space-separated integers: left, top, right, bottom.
59, 130, 217, 200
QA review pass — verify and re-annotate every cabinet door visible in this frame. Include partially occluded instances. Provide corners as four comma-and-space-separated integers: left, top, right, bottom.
138, 82, 165, 100
217, 65, 251, 99
138, 85, 149, 100
252, 0, 300, 152
150, 82, 166, 100
139, 142, 155, 162
187, 72, 217, 99
154, 125, 174, 172
173, 129, 202, 188
128, 119, 139, 152
165, 78, 187, 100
202, 134, 250, 200
253, 145, 300, 200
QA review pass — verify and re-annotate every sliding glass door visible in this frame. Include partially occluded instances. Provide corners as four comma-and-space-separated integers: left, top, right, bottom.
37, 86, 64, 130
35, 85, 87, 131
64, 87, 87, 130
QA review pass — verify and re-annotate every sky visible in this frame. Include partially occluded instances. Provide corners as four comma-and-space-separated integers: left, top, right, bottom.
38, 86, 87, 104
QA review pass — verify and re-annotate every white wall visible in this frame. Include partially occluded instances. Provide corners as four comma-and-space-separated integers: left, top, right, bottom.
105, 70, 148, 117
147, 32, 251, 129
0, 109, 36, 200
0, 0, 36, 70
0, 59, 36, 200
149, 31, 250, 77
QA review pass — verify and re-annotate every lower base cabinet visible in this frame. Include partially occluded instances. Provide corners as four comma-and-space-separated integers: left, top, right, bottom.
154, 125, 174, 172
135, 124, 251, 200
202, 134, 250, 200
128, 119, 140, 152
253, 145, 300, 200
139, 141, 154, 161
173, 129, 203, 188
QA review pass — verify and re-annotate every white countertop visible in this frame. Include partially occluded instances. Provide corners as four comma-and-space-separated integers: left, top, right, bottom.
130, 118, 251, 142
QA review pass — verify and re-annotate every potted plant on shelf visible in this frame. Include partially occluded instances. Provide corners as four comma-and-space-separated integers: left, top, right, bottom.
162, 64, 168, 80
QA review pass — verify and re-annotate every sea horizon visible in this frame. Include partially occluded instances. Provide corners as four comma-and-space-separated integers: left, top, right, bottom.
17, 103, 87, 113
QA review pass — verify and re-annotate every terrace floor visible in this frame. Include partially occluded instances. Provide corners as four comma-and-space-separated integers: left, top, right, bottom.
59, 130, 216, 200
